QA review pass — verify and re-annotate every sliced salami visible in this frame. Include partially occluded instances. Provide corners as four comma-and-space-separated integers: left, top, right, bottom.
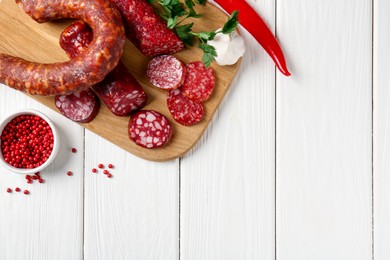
60, 21, 148, 116
94, 62, 148, 116
129, 110, 172, 149
147, 55, 186, 90
182, 61, 216, 102
167, 89, 204, 126
55, 89, 100, 123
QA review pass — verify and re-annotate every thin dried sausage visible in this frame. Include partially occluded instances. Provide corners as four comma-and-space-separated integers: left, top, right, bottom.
0, 0, 125, 96
60, 20, 148, 116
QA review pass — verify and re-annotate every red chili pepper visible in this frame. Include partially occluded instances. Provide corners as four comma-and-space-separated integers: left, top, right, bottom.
214, 0, 291, 76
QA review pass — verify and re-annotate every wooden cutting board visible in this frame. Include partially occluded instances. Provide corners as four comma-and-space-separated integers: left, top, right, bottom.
0, 0, 241, 161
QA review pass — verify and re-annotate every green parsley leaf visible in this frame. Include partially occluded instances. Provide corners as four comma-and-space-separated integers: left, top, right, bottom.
222, 10, 239, 34
185, 0, 203, 18
198, 43, 217, 56
176, 23, 195, 45
198, 43, 217, 68
188, 12, 203, 19
195, 0, 206, 4
171, 3, 188, 17
161, 5, 172, 19
202, 52, 215, 68
160, 0, 187, 19
152, 0, 239, 67
196, 31, 217, 41
184, 0, 195, 11
170, 0, 181, 5
167, 16, 179, 29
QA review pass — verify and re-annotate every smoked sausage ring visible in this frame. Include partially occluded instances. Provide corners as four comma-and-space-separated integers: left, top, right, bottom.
0, 0, 125, 95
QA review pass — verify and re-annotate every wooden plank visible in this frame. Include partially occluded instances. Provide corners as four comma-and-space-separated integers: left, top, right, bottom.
180, 0, 276, 258
0, 86, 84, 260
0, 0, 241, 161
373, 0, 390, 259
276, 0, 372, 259
83, 134, 179, 260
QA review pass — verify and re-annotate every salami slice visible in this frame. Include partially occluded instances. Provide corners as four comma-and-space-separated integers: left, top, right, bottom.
55, 89, 100, 123
129, 110, 172, 148
60, 21, 148, 116
182, 61, 216, 102
147, 55, 186, 90
94, 62, 148, 116
167, 89, 204, 126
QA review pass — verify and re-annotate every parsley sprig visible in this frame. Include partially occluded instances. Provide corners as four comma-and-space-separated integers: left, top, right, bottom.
148, 0, 239, 67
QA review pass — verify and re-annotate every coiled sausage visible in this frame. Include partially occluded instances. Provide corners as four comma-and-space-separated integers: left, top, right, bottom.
0, 0, 125, 96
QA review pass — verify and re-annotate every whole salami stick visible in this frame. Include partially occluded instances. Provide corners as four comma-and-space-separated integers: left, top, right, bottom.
110, 0, 184, 56
0, 0, 125, 95
60, 21, 148, 116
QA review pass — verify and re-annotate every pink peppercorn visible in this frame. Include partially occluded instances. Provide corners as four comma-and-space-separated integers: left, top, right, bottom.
0, 115, 54, 169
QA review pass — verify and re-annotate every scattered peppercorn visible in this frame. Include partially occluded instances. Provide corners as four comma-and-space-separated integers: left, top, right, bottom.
108, 164, 114, 169
15, 187, 21, 192
67, 171, 73, 176
71, 148, 77, 153
23, 190, 29, 195
98, 164, 104, 169
92, 168, 97, 173
6, 188, 12, 193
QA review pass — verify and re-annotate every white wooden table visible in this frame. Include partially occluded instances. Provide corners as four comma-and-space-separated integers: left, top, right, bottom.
0, 0, 389, 259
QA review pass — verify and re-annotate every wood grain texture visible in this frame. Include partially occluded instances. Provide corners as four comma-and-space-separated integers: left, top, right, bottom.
0, 85, 84, 260
373, 0, 390, 259
276, 0, 372, 259
180, 1, 276, 259
0, 0, 241, 161
84, 133, 179, 260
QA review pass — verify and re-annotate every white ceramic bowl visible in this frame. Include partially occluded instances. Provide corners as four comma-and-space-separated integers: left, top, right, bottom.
0, 109, 60, 174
